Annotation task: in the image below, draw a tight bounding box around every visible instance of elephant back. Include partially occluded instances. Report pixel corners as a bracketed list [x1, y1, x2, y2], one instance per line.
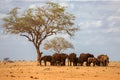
[97, 54, 109, 62]
[79, 53, 94, 61]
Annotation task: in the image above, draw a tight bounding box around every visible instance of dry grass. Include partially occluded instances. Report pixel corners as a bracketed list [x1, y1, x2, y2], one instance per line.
[0, 61, 120, 80]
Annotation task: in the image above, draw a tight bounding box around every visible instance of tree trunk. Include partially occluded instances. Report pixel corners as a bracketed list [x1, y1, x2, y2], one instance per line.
[36, 46, 42, 65]
[37, 49, 41, 61]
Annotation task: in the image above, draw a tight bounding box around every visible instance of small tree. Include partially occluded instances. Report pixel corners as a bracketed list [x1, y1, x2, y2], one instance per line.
[2, 2, 78, 62]
[43, 37, 74, 53]
[3, 57, 10, 61]
[3, 57, 13, 63]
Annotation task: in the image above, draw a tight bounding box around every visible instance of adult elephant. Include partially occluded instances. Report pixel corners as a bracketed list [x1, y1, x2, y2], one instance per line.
[52, 53, 61, 66]
[40, 55, 52, 66]
[60, 53, 68, 66]
[52, 53, 68, 66]
[68, 53, 78, 66]
[78, 53, 94, 66]
[87, 57, 98, 66]
[97, 54, 109, 66]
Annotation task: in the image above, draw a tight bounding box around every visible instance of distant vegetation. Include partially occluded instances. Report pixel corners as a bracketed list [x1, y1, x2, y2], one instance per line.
[3, 57, 14, 63]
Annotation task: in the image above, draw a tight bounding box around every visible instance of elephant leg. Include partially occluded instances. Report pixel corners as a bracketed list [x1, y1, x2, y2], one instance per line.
[74, 62, 77, 66]
[57, 61, 61, 66]
[88, 62, 90, 66]
[93, 62, 95, 66]
[103, 62, 105, 66]
[63, 60, 65, 66]
[98, 61, 101, 66]
[98, 62, 100, 66]
[61, 61, 64, 66]
[104, 61, 107, 66]
[106, 62, 108, 66]
[102, 62, 104, 66]
[70, 61, 72, 66]
[78, 62, 80, 66]
[45, 61, 46, 66]
[86, 62, 89, 66]
[81, 62, 83, 66]
[68, 60, 69, 66]
[80, 62, 83, 66]
[51, 60, 54, 66]
[73, 62, 76, 66]
[39, 59, 42, 65]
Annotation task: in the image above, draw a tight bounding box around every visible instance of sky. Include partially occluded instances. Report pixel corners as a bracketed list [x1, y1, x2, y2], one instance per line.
[0, 0, 120, 61]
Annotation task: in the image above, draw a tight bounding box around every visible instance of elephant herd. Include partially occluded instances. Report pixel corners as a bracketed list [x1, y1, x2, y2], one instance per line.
[39, 53, 109, 67]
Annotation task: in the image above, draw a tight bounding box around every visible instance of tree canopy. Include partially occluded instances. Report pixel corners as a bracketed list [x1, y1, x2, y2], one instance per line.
[2, 2, 78, 62]
[44, 37, 74, 53]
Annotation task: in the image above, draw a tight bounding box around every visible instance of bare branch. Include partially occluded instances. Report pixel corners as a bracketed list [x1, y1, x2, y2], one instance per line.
[20, 34, 33, 42]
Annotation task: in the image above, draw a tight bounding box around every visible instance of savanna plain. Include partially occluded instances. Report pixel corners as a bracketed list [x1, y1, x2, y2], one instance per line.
[0, 61, 120, 80]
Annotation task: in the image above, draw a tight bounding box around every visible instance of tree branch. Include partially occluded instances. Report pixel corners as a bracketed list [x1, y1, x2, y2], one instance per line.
[20, 34, 33, 42]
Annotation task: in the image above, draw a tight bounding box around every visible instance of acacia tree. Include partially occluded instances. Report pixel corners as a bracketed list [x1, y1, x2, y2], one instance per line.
[44, 37, 73, 53]
[2, 2, 78, 62]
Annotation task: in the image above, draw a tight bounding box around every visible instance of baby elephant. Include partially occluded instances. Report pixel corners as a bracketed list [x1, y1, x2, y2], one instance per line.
[87, 57, 98, 66]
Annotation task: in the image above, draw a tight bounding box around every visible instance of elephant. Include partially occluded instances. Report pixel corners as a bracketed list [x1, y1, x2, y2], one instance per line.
[78, 53, 94, 66]
[60, 53, 68, 66]
[51, 53, 68, 66]
[97, 54, 109, 66]
[68, 53, 78, 66]
[87, 57, 98, 66]
[40, 55, 52, 66]
[51, 53, 61, 66]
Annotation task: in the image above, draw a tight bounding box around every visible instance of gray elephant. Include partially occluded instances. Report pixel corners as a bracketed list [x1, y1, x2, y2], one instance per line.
[97, 54, 109, 66]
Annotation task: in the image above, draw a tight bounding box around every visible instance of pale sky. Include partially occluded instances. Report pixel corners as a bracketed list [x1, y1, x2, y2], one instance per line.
[0, 0, 120, 61]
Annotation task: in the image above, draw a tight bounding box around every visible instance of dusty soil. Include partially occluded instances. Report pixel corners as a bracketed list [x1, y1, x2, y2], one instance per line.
[0, 61, 120, 80]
